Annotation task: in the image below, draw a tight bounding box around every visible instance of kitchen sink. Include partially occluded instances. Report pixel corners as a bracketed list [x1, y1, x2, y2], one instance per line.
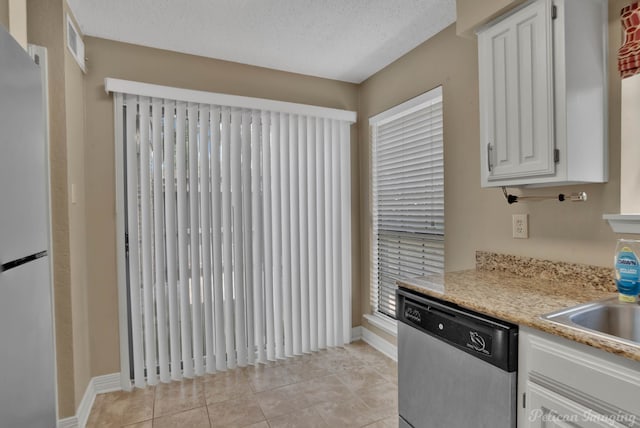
[542, 298, 640, 346]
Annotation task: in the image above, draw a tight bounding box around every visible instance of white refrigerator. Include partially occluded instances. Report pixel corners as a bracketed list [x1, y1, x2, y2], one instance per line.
[0, 25, 57, 427]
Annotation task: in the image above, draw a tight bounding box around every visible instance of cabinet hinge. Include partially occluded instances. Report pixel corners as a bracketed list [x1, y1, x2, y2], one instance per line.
[552, 5, 557, 19]
[522, 392, 526, 408]
[554, 149, 560, 163]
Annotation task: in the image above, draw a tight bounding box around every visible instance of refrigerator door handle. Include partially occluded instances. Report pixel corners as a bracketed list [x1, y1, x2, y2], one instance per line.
[1, 250, 47, 273]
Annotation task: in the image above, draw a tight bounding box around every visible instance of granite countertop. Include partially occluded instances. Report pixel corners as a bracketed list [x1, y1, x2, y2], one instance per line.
[397, 267, 640, 363]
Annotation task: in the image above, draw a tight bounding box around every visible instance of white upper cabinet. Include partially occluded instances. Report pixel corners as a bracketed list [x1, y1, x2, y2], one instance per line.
[478, 0, 607, 187]
[479, 0, 555, 183]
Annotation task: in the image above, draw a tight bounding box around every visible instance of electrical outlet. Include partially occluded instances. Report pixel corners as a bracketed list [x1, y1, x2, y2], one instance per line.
[512, 214, 528, 239]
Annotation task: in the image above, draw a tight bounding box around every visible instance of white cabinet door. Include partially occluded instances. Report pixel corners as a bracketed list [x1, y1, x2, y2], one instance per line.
[478, 0, 555, 185]
[526, 383, 627, 428]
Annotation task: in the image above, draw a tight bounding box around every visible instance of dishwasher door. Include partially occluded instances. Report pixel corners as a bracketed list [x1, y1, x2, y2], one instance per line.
[398, 321, 517, 428]
[397, 289, 518, 428]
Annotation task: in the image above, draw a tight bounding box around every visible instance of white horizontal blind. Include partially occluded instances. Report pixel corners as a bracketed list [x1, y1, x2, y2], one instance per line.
[370, 87, 444, 319]
[115, 91, 352, 386]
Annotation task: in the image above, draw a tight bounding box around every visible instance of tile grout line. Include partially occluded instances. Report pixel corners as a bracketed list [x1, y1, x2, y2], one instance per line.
[204, 399, 212, 428]
[254, 392, 269, 428]
[151, 385, 156, 424]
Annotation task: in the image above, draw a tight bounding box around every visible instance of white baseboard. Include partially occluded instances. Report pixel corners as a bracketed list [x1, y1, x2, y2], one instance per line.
[363, 313, 398, 336]
[57, 373, 121, 428]
[361, 326, 398, 361]
[350, 326, 363, 341]
[93, 373, 122, 394]
[75, 377, 95, 428]
[57, 417, 77, 428]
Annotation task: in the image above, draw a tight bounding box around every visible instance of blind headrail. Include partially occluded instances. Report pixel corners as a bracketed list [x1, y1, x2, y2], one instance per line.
[369, 85, 442, 126]
[105, 78, 357, 123]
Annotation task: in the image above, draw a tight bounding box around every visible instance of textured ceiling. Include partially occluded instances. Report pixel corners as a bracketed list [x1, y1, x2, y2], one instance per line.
[66, 0, 456, 83]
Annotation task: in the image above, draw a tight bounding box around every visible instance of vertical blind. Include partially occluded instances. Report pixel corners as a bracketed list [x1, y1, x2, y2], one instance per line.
[370, 87, 444, 319]
[112, 87, 353, 387]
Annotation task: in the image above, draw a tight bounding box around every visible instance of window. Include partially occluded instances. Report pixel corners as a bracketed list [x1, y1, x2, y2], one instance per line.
[370, 86, 444, 321]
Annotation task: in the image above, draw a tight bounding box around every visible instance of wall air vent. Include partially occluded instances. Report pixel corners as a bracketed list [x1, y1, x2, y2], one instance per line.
[66, 14, 86, 73]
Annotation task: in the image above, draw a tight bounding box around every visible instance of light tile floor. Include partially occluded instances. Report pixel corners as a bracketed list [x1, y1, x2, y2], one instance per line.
[86, 341, 398, 428]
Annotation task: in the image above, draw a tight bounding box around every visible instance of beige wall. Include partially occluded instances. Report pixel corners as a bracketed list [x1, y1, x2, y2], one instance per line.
[359, 2, 628, 336]
[63, 1, 91, 412]
[358, 24, 480, 344]
[1, 0, 28, 48]
[8, 0, 26, 48]
[27, 0, 91, 417]
[82, 37, 360, 377]
[0, 0, 8, 30]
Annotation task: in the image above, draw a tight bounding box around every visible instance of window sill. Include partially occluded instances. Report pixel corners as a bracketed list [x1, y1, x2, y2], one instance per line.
[364, 313, 398, 337]
[603, 214, 640, 234]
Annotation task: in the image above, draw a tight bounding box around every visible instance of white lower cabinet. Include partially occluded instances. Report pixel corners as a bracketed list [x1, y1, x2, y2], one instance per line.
[526, 382, 625, 428]
[518, 327, 640, 428]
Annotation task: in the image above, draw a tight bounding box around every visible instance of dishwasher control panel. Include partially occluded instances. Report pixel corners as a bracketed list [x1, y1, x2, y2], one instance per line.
[402, 300, 494, 357]
[397, 288, 518, 372]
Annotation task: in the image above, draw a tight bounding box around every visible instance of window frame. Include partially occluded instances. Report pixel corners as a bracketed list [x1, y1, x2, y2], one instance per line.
[368, 86, 445, 332]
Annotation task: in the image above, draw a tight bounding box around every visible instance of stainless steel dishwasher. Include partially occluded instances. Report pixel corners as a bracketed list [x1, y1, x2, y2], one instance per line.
[397, 288, 518, 428]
